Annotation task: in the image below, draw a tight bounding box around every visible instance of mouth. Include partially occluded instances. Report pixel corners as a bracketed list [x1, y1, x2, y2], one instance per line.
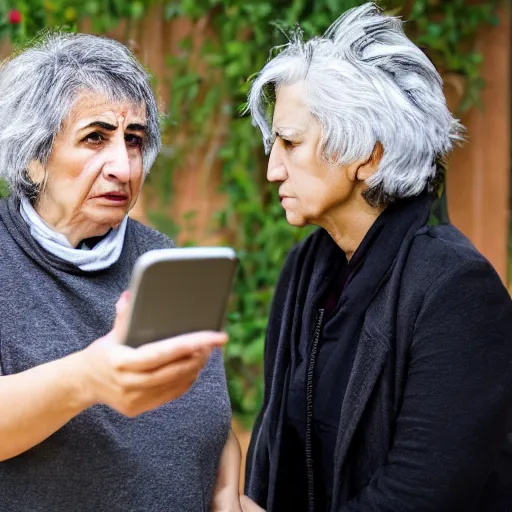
[94, 192, 129, 204]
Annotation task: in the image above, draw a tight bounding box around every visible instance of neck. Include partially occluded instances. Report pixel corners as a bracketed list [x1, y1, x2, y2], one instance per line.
[33, 198, 110, 248]
[318, 192, 385, 261]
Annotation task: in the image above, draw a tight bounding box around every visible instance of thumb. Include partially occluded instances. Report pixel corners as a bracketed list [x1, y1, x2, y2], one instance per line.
[112, 290, 131, 343]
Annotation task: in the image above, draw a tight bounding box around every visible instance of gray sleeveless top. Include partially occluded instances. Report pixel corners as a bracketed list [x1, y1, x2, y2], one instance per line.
[0, 196, 231, 511]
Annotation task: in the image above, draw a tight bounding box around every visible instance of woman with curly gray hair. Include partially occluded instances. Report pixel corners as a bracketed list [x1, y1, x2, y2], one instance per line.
[242, 4, 512, 511]
[0, 33, 242, 512]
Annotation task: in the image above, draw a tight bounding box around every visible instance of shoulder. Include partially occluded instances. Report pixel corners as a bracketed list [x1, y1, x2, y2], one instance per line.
[125, 218, 176, 254]
[404, 222, 506, 296]
[401, 223, 511, 339]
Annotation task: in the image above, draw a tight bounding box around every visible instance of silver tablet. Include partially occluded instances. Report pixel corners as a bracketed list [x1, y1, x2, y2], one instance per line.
[124, 247, 238, 348]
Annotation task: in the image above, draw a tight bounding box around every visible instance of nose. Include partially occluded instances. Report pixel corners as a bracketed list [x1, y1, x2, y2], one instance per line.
[102, 136, 131, 183]
[267, 140, 287, 183]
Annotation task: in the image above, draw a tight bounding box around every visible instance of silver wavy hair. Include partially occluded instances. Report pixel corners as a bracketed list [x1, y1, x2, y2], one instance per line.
[0, 32, 161, 199]
[248, 2, 464, 205]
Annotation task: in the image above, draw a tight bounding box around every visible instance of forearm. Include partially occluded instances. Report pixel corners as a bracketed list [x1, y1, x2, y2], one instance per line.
[0, 351, 92, 461]
[212, 428, 242, 510]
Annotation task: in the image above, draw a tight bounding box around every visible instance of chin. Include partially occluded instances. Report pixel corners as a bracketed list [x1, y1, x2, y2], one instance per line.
[285, 210, 308, 227]
[87, 207, 127, 230]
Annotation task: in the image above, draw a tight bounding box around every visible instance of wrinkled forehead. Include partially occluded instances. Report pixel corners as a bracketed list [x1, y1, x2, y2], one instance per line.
[64, 90, 147, 130]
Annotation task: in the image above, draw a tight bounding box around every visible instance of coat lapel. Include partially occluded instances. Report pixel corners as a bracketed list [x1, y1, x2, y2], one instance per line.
[331, 322, 391, 507]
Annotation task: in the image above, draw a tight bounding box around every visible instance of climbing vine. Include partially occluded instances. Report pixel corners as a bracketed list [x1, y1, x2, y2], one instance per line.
[0, 0, 502, 424]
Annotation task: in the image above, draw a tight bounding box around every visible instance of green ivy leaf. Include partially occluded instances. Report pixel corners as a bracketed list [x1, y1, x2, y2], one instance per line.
[130, 1, 145, 19]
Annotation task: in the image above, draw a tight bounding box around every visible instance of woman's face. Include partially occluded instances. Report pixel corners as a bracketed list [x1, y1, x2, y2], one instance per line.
[30, 91, 147, 245]
[268, 83, 369, 228]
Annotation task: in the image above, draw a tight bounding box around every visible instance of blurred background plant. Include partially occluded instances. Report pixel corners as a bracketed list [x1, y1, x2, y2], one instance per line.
[0, 0, 506, 425]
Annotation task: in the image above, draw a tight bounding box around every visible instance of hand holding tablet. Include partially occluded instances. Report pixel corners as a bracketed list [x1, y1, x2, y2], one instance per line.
[124, 247, 238, 348]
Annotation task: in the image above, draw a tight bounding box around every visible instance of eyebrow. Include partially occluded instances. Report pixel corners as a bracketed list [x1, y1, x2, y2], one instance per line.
[126, 123, 147, 132]
[79, 121, 147, 132]
[272, 127, 305, 138]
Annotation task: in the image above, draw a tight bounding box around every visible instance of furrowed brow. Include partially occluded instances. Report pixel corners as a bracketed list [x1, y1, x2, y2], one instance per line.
[126, 123, 147, 132]
[80, 121, 117, 132]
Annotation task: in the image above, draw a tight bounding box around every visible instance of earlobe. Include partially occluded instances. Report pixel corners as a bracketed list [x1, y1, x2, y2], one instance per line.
[27, 160, 46, 185]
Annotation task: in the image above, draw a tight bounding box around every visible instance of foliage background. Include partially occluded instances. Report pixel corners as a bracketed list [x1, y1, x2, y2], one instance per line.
[0, 0, 504, 425]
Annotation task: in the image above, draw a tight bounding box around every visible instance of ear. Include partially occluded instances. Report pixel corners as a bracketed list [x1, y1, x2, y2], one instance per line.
[356, 142, 384, 181]
[27, 160, 46, 185]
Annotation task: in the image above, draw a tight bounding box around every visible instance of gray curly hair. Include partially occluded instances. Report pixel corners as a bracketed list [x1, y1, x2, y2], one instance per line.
[0, 32, 161, 199]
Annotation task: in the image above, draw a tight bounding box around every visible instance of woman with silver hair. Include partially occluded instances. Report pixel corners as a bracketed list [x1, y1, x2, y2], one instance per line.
[242, 3, 512, 511]
[0, 33, 242, 511]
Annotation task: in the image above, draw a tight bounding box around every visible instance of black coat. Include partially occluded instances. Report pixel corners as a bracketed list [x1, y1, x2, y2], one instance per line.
[245, 194, 512, 511]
